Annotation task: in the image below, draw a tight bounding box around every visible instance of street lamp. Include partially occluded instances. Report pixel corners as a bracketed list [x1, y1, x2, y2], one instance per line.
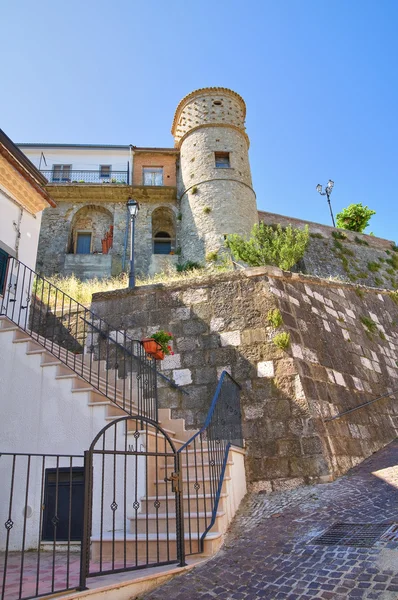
[316, 180, 335, 227]
[127, 198, 139, 288]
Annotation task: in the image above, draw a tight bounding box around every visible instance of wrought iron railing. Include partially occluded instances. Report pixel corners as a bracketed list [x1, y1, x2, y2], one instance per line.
[40, 170, 129, 185]
[0, 256, 158, 421]
[0, 452, 85, 600]
[178, 371, 243, 555]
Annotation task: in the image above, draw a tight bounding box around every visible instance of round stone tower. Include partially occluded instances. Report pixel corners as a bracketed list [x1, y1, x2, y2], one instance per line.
[172, 87, 258, 263]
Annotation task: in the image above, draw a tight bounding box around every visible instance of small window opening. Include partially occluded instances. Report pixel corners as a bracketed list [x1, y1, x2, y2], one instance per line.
[213, 101, 222, 106]
[215, 152, 230, 168]
[154, 232, 172, 255]
[100, 165, 111, 179]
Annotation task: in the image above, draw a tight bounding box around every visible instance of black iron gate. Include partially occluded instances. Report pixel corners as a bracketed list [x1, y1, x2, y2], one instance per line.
[79, 416, 186, 590]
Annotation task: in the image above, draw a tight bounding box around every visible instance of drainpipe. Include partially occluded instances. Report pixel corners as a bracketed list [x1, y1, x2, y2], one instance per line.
[129, 145, 134, 187]
[13, 207, 23, 260]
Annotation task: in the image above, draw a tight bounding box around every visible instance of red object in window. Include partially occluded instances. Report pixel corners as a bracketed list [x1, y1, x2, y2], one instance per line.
[141, 338, 165, 360]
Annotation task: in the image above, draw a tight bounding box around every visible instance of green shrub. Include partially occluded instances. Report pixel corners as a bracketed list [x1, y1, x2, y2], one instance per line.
[341, 247, 355, 257]
[191, 186, 198, 194]
[355, 287, 365, 298]
[267, 308, 283, 328]
[203, 206, 212, 214]
[391, 244, 398, 252]
[367, 261, 380, 272]
[176, 261, 203, 272]
[332, 230, 347, 240]
[333, 240, 343, 251]
[390, 291, 398, 305]
[206, 251, 218, 262]
[336, 203, 376, 232]
[273, 332, 290, 350]
[226, 223, 309, 271]
[360, 315, 378, 334]
[386, 254, 398, 269]
[310, 233, 324, 239]
[374, 277, 383, 286]
[354, 236, 369, 246]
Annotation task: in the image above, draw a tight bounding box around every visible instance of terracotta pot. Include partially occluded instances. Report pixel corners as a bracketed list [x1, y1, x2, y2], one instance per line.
[101, 239, 108, 254]
[141, 338, 164, 360]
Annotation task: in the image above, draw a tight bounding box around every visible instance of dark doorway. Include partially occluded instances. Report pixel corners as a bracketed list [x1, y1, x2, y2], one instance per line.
[42, 467, 84, 541]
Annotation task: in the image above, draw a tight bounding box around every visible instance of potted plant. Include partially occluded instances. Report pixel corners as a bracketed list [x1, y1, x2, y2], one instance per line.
[141, 330, 174, 360]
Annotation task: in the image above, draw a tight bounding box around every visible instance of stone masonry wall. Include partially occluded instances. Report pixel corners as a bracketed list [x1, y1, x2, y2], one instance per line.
[259, 210, 398, 290]
[37, 198, 178, 278]
[91, 268, 398, 492]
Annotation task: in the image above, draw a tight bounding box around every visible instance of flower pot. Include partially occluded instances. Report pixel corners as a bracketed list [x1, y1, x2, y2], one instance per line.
[141, 338, 164, 360]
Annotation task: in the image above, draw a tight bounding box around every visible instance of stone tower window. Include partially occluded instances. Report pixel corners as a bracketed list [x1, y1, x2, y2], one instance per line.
[215, 152, 230, 168]
[213, 100, 222, 106]
[152, 207, 176, 255]
[154, 232, 172, 255]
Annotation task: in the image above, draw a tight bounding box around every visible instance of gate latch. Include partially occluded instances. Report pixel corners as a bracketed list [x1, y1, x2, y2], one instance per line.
[166, 472, 180, 493]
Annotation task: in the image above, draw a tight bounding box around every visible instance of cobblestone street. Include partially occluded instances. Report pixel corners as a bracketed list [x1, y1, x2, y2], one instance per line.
[144, 440, 398, 600]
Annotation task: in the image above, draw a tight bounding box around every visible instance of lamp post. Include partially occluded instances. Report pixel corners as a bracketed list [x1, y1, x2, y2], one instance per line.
[316, 180, 335, 228]
[127, 198, 139, 288]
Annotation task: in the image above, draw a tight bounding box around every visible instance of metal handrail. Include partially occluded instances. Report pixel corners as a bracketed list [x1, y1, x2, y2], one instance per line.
[40, 169, 129, 184]
[1, 256, 158, 420]
[177, 371, 243, 555]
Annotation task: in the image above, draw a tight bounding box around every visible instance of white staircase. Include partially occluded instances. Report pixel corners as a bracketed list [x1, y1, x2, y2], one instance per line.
[0, 315, 246, 562]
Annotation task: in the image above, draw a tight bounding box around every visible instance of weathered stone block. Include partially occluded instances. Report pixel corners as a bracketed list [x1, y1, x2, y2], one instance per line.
[301, 436, 323, 456]
[220, 330, 241, 347]
[257, 360, 274, 378]
[172, 369, 192, 386]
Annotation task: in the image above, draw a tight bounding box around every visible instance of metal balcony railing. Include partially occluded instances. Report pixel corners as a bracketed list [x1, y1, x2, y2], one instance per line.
[40, 170, 129, 184]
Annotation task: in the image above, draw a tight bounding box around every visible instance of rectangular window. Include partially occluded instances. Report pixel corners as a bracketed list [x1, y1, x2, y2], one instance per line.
[52, 164, 71, 182]
[0, 248, 9, 295]
[215, 152, 230, 168]
[143, 167, 163, 186]
[76, 233, 92, 254]
[42, 467, 84, 541]
[100, 165, 111, 178]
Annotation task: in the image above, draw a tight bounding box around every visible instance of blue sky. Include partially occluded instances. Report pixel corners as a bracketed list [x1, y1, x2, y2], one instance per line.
[2, 0, 397, 240]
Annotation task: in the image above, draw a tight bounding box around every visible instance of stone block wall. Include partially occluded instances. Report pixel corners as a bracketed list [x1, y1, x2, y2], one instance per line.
[91, 268, 398, 491]
[259, 210, 398, 290]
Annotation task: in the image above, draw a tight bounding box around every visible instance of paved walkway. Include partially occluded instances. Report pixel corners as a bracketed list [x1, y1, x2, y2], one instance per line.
[144, 440, 398, 600]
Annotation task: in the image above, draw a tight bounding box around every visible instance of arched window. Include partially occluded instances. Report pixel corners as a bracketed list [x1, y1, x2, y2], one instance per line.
[151, 207, 176, 255]
[69, 205, 113, 254]
[154, 231, 172, 255]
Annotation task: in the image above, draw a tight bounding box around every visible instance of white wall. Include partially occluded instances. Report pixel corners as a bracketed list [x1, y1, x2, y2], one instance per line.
[0, 330, 146, 550]
[0, 188, 42, 269]
[20, 147, 130, 174]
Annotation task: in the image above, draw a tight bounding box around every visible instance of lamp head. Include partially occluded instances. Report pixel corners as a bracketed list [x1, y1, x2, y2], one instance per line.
[127, 198, 139, 218]
[316, 184, 322, 194]
[327, 180, 334, 190]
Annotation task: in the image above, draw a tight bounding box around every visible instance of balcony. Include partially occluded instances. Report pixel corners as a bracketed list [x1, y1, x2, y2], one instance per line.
[41, 170, 129, 185]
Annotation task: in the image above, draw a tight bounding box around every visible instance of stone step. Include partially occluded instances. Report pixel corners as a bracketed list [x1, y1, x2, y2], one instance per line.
[140, 493, 228, 514]
[129, 510, 227, 535]
[90, 530, 223, 562]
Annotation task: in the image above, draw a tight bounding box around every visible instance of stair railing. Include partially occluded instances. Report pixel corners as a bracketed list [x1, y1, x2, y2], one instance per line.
[0, 256, 159, 421]
[177, 371, 243, 555]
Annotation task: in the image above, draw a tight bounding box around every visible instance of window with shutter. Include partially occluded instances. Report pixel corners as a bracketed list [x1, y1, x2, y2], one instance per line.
[0, 249, 9, 295]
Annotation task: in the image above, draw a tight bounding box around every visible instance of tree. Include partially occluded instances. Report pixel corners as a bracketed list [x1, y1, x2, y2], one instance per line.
[335, 203, 376, 233]
[225, 223, 309, 271]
